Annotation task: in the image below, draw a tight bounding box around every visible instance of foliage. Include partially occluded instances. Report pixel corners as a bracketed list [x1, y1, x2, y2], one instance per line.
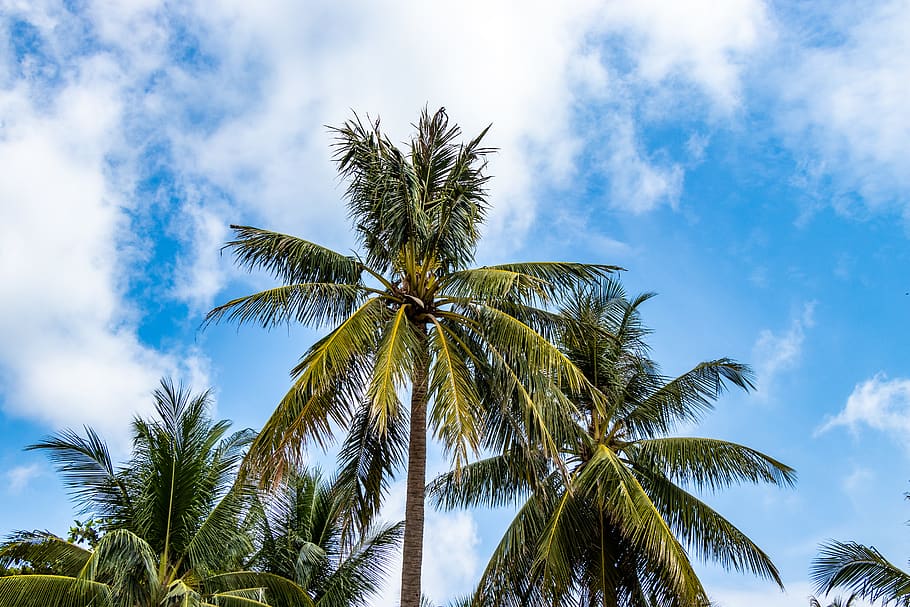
[206, 107, 619, 607]
[812, 540, 910, 606]
[809, 593, 858, 607]
[430, 279, 796, 607]
[246, 466, 402, 607]
[0, 379, 313, 607]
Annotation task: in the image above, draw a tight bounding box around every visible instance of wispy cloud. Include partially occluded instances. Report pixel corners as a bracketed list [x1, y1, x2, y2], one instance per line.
[777, 0, 910, 215]
[6, 464, 42, 494]
[819, 374, 910, 442]
[752, 302, 816, 398]
[375, 479, 481, 607]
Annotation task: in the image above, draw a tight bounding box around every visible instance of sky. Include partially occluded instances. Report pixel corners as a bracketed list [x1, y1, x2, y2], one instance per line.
[0, 0, 909, 605]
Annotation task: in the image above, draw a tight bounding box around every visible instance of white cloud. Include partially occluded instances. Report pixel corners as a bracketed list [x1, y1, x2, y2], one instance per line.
[5, 464, 42, 494]
[374, 476, 481, 606]
[597, 0, 773, 112]
[165, 0, 775, 255]
[598, 116, 684, 212]
[752, 302, 816, 397]
[819, 374, 910, 441]
[0, 8, 208, 442]
[779, 0, 910, 213]
[709, 581, 847, 607]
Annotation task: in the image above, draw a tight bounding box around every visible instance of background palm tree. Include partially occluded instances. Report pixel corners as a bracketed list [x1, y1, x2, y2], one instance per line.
[809, 593, 859, 606]
[206, 107, 618, 607]
[247, 466, 402, 607]
[0, 379, 312, 607]
[812, 540, 910, 606]
[430, 279, 796, 607]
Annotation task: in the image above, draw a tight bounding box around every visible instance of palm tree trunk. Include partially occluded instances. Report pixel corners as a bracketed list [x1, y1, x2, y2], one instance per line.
[400, 327, 429, 607]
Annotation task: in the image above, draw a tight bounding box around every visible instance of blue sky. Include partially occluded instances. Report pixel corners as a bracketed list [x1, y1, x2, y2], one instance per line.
[1, 1, 909, 604]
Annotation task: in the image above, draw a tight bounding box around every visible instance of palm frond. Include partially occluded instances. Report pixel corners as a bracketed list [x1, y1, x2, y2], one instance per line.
[427, 451, 549, 511]
[366, 305, 423, 431]
[26, 428, 131, 523]
[222, 225, 362, 285]
[624, 359, 755, 436]
[0, 531, 90, 577]
[203, 571, 315, 607]
[635, 466, 784, 587]
[204, 283, 368, 330]
[316, 522, 404, 607]
[427, 320, 483, 468]
[0, 574, 113, 607]
[628, 437, 796, 491]
[575, 445, 708, 606]
[334, 401, 408, 541]
[811, 541, 910, 605]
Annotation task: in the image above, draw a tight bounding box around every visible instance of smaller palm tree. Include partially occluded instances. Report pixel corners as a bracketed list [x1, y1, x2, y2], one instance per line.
[247, 466, 402, 607]
[809, 593, 858, 607]
[0, 379, 313, 607]
[431, 279, 796, 606]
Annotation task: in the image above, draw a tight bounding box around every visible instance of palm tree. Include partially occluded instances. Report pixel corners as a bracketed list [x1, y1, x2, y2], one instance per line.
[0, 379, 313, 607]
[812, 540, 910, 606]
[430, 279, 796, 607]
[808, 593, 859, 606]
[247, 466, 402, 607]
[205, 107, 619, 607]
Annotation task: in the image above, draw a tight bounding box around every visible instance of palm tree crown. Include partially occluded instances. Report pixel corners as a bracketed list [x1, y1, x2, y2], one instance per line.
[206, 107, 619, 607]
[247, 466, 403, 607]
[431, 279, 796, 607]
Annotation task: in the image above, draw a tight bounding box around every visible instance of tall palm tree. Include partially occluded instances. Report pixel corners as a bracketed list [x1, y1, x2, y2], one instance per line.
[0, 379, 313, 607]
[247, 466, 402, 607]
[205, 107, 619, 607]
[430, 279, 796, 607]
[812, 540, 910, 606]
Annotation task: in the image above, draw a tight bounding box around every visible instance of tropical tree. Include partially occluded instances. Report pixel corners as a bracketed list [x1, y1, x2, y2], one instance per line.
[808, 593, 859, 607]
[205, 107, 618, 607]
[812, 540, 910, 606]
[247, 466, 402, 607]
[430, 279, 796, 607]
[0, 379, 313, 607]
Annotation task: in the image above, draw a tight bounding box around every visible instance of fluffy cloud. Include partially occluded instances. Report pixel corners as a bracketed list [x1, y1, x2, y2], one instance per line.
[374, 479, 481, 607]
[752, 302, 816, 397]
[820, 374, 910, 439]
[709, 581, 832, 607]
[779, 0, 910, 213]
[0, 8, 208, 441]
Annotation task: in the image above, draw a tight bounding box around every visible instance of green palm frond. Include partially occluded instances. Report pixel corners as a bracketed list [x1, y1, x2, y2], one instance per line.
[316, 522, 403, 607]
[185, 482, 255, 575]
[75, 529, 157, 607]
[0, 574, 113, 607]
[223, 225, 362, 286]
[623, 359, 755, 436]
[636, 466, 784, 587]
[573, 445, 707, 605]
[427, 452, 548, 511]
[334, 401, 408, 539]
[367, 305, 423, 431]
[27, 428, 132, 524]
[427, 320, 483, 468]
[628, 437, 796, 490]
[812, 541, 910, 605]
[205, 283, 368, 330]
[473, 262, 621, 303]
[0, 531, 91, 577]
[202, 572, 315, 607]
